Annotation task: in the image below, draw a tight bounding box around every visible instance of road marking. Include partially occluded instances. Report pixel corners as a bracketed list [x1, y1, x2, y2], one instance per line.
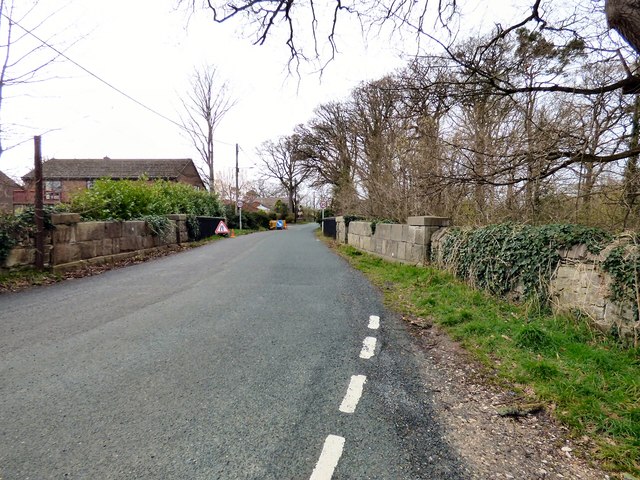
[310, 435, 345, 480]
[339, 375, 367, 413]
[368, 315, 380, 330]
[359, 336, 377, 359]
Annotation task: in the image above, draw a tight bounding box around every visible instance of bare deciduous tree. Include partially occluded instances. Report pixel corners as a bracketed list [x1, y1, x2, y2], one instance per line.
[258, 135, 310, 221]
[0, 0, 68, 158]
[180, 66, 236, 192]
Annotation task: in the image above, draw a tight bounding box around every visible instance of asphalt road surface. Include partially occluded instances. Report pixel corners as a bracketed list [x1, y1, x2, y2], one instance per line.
[0, 224, 466, 479]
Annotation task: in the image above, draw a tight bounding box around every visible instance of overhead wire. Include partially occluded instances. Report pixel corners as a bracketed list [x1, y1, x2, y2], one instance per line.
[1, 12, 237, 147]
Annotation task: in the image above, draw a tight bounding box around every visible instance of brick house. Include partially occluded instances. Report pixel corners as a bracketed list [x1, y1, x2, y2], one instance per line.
[16, 158, 205, 208]
[0, 170, 19, 213]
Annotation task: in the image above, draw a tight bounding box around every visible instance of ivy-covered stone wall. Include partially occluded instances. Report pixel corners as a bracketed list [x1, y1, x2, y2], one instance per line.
[430, 225, 639, 343]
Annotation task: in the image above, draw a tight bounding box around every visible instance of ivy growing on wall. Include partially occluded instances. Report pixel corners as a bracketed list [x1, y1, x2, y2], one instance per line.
[436, 223, 612, 303]
[0, 207, 56, 266]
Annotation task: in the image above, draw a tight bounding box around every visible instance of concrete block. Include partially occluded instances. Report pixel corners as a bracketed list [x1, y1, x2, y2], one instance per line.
[384, 240, 398, 259]
[408, 226, 426, 245]
[391, 224, 404, 242]
[397, 242, 407, 261]
[407, 216, 451, 227]
[375, 223, 392, 240]
[51, 213, 81, 225]
[408, 244, 426, 265]
[362, 236, 372, 252]
[350, 221, 371, 236]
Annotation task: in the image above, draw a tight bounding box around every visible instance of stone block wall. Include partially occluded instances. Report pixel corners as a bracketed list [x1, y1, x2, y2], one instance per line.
[4, 213, 189, 270]
[431, 228, 639, 341]
[339, 216, 450, 265]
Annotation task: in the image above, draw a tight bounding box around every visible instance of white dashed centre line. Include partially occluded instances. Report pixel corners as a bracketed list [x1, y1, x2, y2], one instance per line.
[368, 315, 380, 330]
[310, 435, 346, 480]
[339, 375, 367, 413]
[359, 336, 377, 359]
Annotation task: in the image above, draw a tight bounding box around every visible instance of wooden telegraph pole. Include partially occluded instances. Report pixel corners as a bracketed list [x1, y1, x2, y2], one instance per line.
[34, 135, 44, 269]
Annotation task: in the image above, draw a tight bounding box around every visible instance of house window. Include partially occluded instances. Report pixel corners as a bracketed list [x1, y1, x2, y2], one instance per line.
[45, 180, 62, 192]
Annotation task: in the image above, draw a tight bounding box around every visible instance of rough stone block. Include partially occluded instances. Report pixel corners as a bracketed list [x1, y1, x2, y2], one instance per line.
[79, 241, 99, 260]
[51, 213, 81, 225]
[102, 238, 114, 255]
[167, 214, 187, 221]
[123, 221, 147, 237]
[407, 216, 451, 227]
[103, 222, 123, 239]
[76, 222, 105, 242]
[120, 236, 143, 252]
[52, 243, 81, 265]
[53, 225, 74, 244]
[4, 247, 35, 267]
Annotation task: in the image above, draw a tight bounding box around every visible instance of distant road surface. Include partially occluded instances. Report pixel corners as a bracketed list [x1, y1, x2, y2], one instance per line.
[0, 224, 466, 479]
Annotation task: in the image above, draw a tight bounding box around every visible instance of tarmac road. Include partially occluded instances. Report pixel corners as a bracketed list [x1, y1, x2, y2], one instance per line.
[0, 223, 466, 479]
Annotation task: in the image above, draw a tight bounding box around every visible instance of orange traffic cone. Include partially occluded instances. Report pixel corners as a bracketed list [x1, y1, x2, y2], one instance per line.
[230, 229, 235, 238]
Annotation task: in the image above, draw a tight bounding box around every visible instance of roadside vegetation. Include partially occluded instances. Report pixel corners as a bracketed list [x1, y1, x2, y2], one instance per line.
[337, 244, 640, 476]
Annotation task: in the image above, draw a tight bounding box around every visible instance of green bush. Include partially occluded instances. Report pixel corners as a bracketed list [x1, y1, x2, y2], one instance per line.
[223, 204, 272, 229]
[68, 178, 223, 220]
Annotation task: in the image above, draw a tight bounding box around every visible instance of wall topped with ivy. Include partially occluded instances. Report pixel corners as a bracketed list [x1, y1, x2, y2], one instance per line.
[430, 223, 639, 344]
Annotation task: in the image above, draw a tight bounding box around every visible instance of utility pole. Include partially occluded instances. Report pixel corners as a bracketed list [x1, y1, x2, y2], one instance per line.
[235, 143, 239, 215]
[34, 136, 44, 269]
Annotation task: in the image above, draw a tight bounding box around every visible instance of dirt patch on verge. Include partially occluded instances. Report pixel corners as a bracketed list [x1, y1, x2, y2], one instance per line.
[406, 316, 615, 480]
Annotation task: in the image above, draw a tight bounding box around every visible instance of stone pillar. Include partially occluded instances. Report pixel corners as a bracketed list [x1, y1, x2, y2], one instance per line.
[335, 216, 347, 244]
[167, 214, 188, 244]
[406, 216, 450, 264]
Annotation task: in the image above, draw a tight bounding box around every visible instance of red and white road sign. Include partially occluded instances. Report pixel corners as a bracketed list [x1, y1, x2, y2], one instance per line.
[215, 220, 230, 235]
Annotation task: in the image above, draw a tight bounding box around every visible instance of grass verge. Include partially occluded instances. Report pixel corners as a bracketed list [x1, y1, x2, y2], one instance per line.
[336, 244, 640, 476]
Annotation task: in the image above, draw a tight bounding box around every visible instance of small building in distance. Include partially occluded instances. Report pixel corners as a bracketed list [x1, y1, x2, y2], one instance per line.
[15, 157, 205, 209]
[0, 170, 19, 213]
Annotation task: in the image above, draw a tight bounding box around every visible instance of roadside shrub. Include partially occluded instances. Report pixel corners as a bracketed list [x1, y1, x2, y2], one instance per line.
[223, 204, 272, 230]
[68, 178, 223, 220]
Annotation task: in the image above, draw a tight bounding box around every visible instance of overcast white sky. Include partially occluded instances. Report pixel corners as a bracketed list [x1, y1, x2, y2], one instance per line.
[0, 0, 537, 186]
[0, 0, 416, 182]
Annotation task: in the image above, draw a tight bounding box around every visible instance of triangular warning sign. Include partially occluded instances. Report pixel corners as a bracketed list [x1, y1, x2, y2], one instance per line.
[215, 220, 230, 235]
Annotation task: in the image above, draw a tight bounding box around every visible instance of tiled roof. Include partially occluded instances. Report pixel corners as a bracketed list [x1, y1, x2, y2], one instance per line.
[22, 158, 195, 180]
[0, 170, 19, 187]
